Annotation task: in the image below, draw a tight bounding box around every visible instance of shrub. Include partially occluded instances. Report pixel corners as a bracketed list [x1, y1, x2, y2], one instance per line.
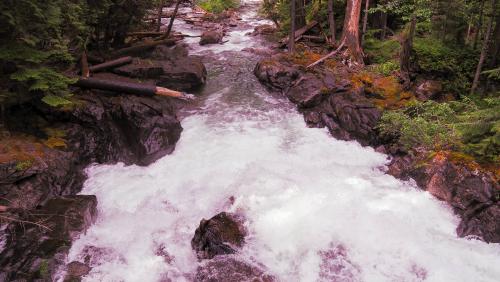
[378, 98, 500, 165]
[198, 0, 239, 14]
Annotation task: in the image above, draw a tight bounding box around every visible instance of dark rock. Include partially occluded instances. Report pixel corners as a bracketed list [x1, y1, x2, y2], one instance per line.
[199, 30, 223, 45]
[254, 58, 300, 91]
[388, 152, 500, 243]
[415, 80, 443, 101]
[64, 261, 91, 282]
[0, 196, 97, 281]
[318, 245, 360, 282]
[195, 255, 275, 282]
[192, 212, 246, 259]
[113, 56, 207, 91]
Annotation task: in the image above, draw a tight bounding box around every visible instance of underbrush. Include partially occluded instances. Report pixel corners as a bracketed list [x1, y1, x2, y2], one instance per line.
[378, 97, 500, 170]
[198, 0, 239, 14]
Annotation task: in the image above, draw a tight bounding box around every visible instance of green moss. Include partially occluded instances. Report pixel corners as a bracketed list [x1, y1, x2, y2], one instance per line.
[364, 38, 400, 64]
[15, 159, 33, 171]
[39, 259, 49, 278]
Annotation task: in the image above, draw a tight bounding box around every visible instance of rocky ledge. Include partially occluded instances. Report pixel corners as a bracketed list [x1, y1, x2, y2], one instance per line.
[0, 43, 206, 279]
[254, 54, 499, 243]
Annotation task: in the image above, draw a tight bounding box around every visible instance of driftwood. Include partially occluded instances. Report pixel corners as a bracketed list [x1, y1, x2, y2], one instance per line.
[89, 57, 133, 73]
[302, 35, 326, 43]
[280, 20, 318, 47]
[75, 77, 193, 100]
[128, 31, 165, 38]
[306, 41, 345, 68]
[109, 39, 175, 58]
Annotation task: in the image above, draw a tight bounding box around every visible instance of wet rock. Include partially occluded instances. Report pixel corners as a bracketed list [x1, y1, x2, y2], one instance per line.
[415, 80, 443, 100]
[64, 261, 91, 282]
[195, 255, 275, 282]
[0, 195, 97, 281]
[318, 245, 360, 282]
[249, 24, 277, 36]
[200, 30, 223, 45]
[388, 152, 500, 243]
[113, 56, 207, 91]
[192, 212, 246, 259]
[254, 58, 300, 91]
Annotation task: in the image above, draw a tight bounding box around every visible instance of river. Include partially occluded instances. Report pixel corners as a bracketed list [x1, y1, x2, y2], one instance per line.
[67, 1, 500, 281]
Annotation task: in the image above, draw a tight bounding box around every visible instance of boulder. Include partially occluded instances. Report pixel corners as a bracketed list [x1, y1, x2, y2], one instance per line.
[415, 80, 443, 101]
[254, 58, 300, 91]
[192, 212, 246, 259]
[199, 30, 223, 45]
[195, 255, 275, 282]
[249, 24, 277, 36]
[0, 196, 97, 281]
[64, 261, 91, 282]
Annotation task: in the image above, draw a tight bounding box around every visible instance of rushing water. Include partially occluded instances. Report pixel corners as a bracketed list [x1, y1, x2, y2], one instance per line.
[67, 1, 500, 281]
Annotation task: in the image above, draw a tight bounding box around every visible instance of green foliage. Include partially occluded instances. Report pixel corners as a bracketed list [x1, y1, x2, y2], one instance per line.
[378, 98, 500, 164]
[41, 95, 73, 107]
[364, 37, 400, 64]
[198, 0, 239, 14]
[483, 67, 500, 81]
[413, 37, 477, 93]
[370, 61, 400, 76]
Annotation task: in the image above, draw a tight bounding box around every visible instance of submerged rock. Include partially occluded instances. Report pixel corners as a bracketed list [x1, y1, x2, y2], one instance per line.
[192, 212, 246, 259]
[249, 24, 277, 36]
[195, 255, 275, 282]
[0, 195, 97, 281]
[199, 30, 223, 45]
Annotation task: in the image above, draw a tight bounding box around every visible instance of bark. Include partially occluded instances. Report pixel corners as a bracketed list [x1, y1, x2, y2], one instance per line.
[327, 0, 336, 43]
[109, 39, 175, 58]
[74, 77, 189, 99]
[400, 16, 417, 89]
[296, 0, 306, 29]
[340, 0, 364, 64]
[488, 11, 500, 67]
[380, 12, 387, 40]
[361, 0, 370, 45]
[166, 0, 183, 38]
[471, 0, 497, 95]
[81, 51, 90, 78]
[289, 0, 297, 53]
[157, 0, 165, 32]
[473, 0, 486, 50]
[88, 57, 133, 73]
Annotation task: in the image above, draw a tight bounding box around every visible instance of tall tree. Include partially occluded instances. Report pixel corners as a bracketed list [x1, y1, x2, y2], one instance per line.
[341, 0, 364, 63]
[166, 0, 183, 38]
[327, 0, 336, 43]
[473, 0, 486, 50]
[471, 0, 497, 94]
[361, 0, 370, 45]
[289, 0, 297, 53]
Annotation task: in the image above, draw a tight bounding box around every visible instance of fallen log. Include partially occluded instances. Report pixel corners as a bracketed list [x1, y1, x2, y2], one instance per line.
[89, 56, 133, 73]
[302, 35, 326, 43]
[128, 31, 165, 38]
[109, 39, 175, 58]
[306, 41, 345, 69]
[74, 77, 194, 100]
[279, 20, 318, 47]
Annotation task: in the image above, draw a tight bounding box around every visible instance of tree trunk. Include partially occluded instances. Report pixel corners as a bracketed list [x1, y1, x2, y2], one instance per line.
[81, 51, 90, 78]
[400, 16, 417, 89]
[89, 57, 133, 73]
[74, 77, 188, 99]
[488, 10, 500, 67]
[327, 0, 336, 43]
[109, 39, 175, 58]
[340, 0, 364, 64]
[289, 0, 297, 53]
[361, 0, 370, 45]
[166, 0, 183, 38]
[156, 0, 165, 32]
[471, 0, 497, 95]
[380, 11, 387, 39]
[473, 0, 486, 50]
[296, 0, 306, 29]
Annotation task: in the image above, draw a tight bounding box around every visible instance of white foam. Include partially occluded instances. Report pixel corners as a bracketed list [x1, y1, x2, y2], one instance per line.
[68, 94, 500, 281]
